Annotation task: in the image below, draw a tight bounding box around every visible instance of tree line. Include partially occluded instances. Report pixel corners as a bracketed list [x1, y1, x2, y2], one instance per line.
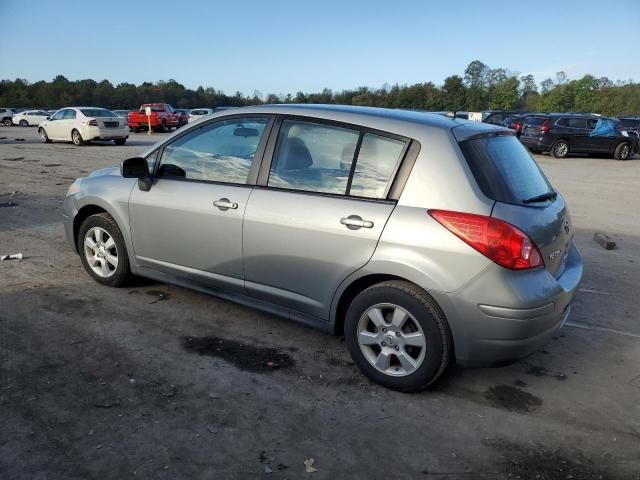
[1, 60, 638, 115]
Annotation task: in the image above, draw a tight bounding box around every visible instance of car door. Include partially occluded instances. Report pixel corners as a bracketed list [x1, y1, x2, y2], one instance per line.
[46, 109, 67, 138]
[243, 117, 409, 320]
[566, 117, 590, 152]
[128, 115, 272, 293]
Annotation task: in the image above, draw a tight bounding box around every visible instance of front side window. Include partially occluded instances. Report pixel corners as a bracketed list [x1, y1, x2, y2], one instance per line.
[51, 110, 66, 120]
[349, 134, 405, 199]
[62, 109, 76, 120]
[268, 120, 359, 195]
[157, 117, 268, 183]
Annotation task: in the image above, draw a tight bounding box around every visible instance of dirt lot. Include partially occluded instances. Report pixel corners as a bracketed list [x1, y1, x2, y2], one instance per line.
[1, 126, 639, 480]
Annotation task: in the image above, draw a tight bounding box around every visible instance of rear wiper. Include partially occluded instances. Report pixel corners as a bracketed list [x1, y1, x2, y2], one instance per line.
[523, 191, 557, 204]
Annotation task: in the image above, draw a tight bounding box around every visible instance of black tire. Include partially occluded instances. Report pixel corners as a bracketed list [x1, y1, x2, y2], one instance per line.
[71, 129, 85, 146]
[613, 142, 631, 161]
[77, 213, 131, 287]
[550, 139, 569, 158]
[133, 127, 141, 133]
[38, 128, 51, 143]
[2, 118, 11, 126]
[344, 280, 452, 392]
[114, 138, 126, 146]
[19, 119, 28, 127]
[160, 120, 167, 133]
[529, 148, 542, 154]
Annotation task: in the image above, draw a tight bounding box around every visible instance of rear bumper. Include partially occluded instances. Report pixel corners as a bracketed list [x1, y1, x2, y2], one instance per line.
[520, 135, 553, 150]
[84, 126, 128, 140]
[434, 243, 583, 367]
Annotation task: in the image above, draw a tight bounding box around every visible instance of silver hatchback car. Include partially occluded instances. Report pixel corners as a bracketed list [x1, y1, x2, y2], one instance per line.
[63, 105, 583, 392]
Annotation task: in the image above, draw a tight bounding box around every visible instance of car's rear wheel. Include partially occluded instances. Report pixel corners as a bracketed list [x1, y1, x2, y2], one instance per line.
[77, 213, 131, 287]
[19, 119, 28, 127]
[161, 120, 167, 133]
[344, 280, 452, 392]
[114, 138, 126, 146]
[2, 118, 11, 126]
[71, 129, 85, 146]
[551, 139, 569, 158]
[614, 142, 631, 161]
[38, 128, 51, 143]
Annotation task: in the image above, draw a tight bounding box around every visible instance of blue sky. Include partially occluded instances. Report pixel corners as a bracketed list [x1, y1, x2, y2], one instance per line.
[1, 0, 638, 96]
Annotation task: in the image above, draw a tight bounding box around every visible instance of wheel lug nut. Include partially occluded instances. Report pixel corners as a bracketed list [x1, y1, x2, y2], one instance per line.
[394, 346, 399, 351]
[395, 331, 401, 337]
[381, 342, 386, 347]
[382, 328, 387, 333]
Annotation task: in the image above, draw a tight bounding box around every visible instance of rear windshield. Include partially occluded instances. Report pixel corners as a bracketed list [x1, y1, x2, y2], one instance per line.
[459, 135, 554, 206]
[524, 117, 547, 126]
[81, 108, 116, 118]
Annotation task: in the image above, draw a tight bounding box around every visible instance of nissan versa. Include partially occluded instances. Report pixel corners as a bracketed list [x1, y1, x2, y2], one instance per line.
[62, 105, 583, 392]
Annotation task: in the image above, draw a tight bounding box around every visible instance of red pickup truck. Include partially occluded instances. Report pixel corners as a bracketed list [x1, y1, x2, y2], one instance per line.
[128, 103, 180, 133]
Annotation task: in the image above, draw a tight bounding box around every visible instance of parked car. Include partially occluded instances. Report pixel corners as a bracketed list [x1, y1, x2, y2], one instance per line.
[500, 114, 525, 137]
[11, 109, 50, 126]
[173, 108, 190, 127]
[38, 107, 129, 146]
[47, 109, 59, 116]
[188, 108, 214, 122]
[112, 110, 132, 119]
[62, 105, 582, 392]
[1, 108, 18, 126]
[127, 103, 180, 133]
[520, 114, 639, 160]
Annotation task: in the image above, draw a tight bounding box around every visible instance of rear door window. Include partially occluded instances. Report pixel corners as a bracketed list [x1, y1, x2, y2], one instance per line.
[568, 118, 587, 129]
[268, 120, 359, 195]
[459, 135, 554, 206]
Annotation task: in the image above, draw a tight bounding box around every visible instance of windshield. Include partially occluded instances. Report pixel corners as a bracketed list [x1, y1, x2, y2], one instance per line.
[81, 108, 116, 118]
[459, 135, 554, 206]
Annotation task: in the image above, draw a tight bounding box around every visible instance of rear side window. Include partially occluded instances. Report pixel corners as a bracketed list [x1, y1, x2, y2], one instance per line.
[568, 118, 587, 129]
[349, 134, 405, 199]
[80, 109, 116, 118]
[459, 135, 554, 206]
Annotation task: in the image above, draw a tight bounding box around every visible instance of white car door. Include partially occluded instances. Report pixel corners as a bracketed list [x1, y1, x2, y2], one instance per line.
[46, 109, 67, 139]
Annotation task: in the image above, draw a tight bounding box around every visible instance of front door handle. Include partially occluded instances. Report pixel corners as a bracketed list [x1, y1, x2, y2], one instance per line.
[213, 198, 238, 211]
[340, 215, 374, 230]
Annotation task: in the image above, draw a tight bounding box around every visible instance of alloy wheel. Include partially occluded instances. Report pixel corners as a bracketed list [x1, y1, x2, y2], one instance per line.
[84, 227, 118, 278]
[554, 142, 568, 157]
[357, 303, 427, 377]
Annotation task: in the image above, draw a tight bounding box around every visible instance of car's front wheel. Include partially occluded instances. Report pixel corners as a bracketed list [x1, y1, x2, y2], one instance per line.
[345, 280, 452, 392]
[551, 139, 569, 158]
[38, 128, 51, 143]
[78, 213, 131, 287]
[614, 142, 631, 161]
[19, 119, 28, 127]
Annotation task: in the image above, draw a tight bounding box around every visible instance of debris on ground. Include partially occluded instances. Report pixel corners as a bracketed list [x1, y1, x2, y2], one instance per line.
[0, 253, 22, 261]
[593, 231, 616, 250]
[303, 458, 318, 473]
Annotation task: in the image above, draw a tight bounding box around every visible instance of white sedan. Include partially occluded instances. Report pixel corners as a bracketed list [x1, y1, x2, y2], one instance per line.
[188, 108, 214, 122]
[12, 110, 50, 126]
[38, 107, 129, 146]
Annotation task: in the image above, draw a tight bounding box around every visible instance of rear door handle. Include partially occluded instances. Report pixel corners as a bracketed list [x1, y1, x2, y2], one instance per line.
[213, 198, 238, 211]
[340, 215, 374, 230]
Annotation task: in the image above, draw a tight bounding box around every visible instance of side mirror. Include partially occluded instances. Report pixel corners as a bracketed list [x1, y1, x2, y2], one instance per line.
[121, 157, 152, 191]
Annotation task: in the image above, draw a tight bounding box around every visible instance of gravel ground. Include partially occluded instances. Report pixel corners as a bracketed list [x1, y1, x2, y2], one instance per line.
[1, 126, 639, 479]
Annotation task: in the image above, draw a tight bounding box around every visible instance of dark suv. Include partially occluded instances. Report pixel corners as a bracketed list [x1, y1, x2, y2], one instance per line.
[520, 114, 639, 160]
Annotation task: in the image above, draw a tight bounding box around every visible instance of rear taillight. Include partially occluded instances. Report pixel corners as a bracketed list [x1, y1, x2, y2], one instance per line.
[514, 122, 522, 132]
[540, 119, 550, 133]
[88, 119, 98, 126]
[428, 210, 543, 270]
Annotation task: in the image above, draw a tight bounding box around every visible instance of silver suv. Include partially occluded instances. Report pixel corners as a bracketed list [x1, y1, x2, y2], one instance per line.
[63, 105, 583, 392]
